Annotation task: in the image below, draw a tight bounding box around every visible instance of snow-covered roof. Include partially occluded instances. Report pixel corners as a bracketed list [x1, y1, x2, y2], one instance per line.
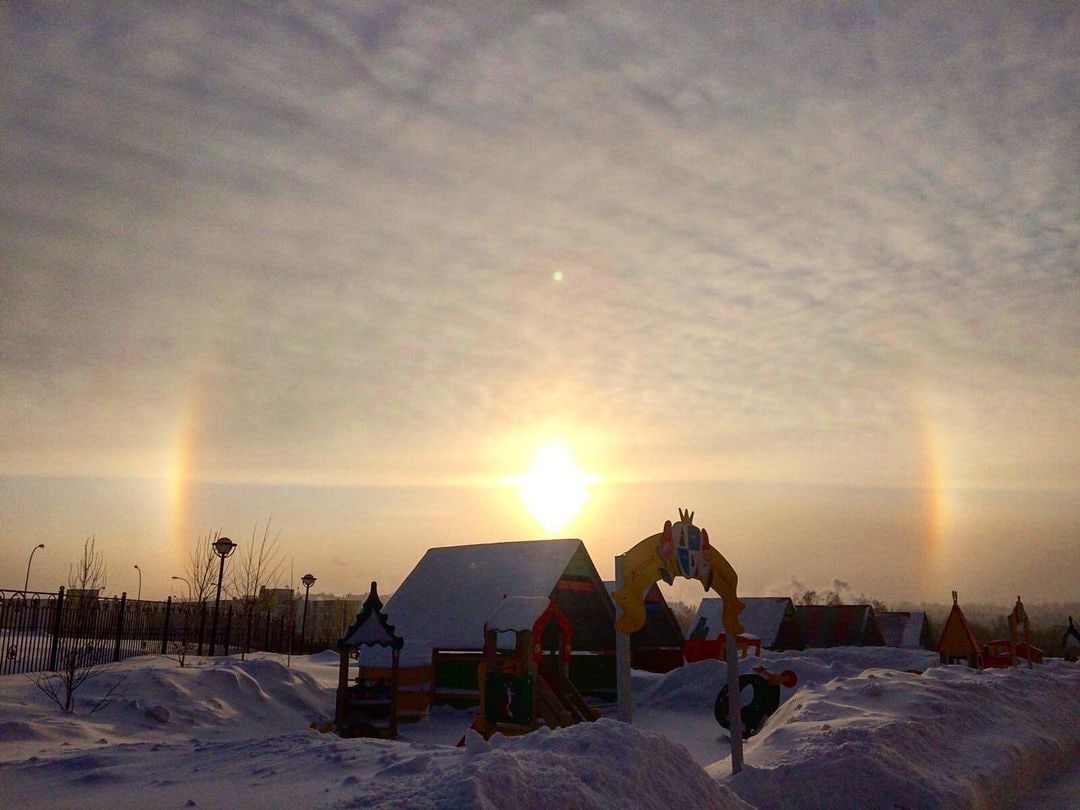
[384, 539, 587, 656]
[878, 611, 929, 648]
[486, 596, 552, 633]
[690, 597, 793, 648]
[339, 581, 403, 651]
[341, 612, 399, 648]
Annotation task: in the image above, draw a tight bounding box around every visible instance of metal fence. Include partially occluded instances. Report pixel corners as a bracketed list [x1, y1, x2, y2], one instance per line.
[1, 587, 337, 676]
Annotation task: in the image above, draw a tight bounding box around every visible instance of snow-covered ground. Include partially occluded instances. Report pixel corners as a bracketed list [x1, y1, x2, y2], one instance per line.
[1, 649, 1077, 809]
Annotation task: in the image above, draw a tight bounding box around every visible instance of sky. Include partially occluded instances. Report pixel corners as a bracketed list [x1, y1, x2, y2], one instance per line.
[1, 1, 1077, 606]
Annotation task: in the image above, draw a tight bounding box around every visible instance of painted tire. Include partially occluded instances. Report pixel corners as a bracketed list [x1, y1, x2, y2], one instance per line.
[714, 673, 780, 738]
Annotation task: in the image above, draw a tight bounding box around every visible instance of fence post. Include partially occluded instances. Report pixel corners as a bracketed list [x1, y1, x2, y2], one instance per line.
[113, 593, 127, 662]
[264, 610, 271, 652]
[197, 601, 206, 656]
[223, 604, 233, 657]
[242, 609, 252, 661]
[48, 586, 65, 671]
[161, 596, 172, 655]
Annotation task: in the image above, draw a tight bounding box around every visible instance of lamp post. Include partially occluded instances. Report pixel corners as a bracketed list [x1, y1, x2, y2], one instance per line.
[23, 544, 45, 593]
[208, 536, 236, 656]
[171, 575, 192, 601]
[299, 573, 317, 653]
[134, 564, 142, 602]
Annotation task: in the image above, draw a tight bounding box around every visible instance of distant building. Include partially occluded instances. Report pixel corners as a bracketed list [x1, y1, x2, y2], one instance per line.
[258, 587, 295, 611]
[302, 598, 362, 647]
[689, 596, 806, 651]
[797, 604, 885, 647]
[878, 611, 933, 649]
[604, 582, 686, 672]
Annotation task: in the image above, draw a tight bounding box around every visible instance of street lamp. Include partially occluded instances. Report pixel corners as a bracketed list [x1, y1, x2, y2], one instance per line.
[299, 573, 317, 653]
[24, 544, 45, 593]
[134, 564, 142, 602]
[171, 575, 192, 600]
[208, 536, 236, 656]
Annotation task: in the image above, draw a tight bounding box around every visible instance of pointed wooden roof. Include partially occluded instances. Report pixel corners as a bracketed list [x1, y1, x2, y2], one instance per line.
[936, 591, 982, 656]
[340, 581, 403, 650]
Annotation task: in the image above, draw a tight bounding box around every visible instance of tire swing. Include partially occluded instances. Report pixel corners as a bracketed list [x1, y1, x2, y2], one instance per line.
[714, 667, 797, 739]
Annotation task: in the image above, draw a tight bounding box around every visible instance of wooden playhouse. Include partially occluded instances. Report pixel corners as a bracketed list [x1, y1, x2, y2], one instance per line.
[384, 539, 618, 702]
[936, 591, 983, 668]
[335, 582, 434, 738]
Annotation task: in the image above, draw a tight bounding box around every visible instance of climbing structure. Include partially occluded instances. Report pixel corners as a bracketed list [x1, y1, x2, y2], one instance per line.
[464, 595, 598, 741]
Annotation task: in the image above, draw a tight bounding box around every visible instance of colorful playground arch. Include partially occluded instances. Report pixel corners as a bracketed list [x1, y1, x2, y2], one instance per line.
[611, 509, 747, 773]
[610, 509, 744, 637]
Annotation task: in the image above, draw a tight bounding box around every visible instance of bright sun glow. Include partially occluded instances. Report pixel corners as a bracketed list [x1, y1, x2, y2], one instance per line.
[516, 441, 593, 534]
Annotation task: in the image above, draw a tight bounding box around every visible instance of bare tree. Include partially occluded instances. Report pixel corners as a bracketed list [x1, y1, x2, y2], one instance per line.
[796, 589, 819, 606]
[68, 534, 107, 595]
[165, 599, 201, 668]
[228, 517, 285, 656]
[185, 530, 221, 604]
[667, 600, 698, 636]
[33, 536, 125, 712]
[163, 531, 223, 667]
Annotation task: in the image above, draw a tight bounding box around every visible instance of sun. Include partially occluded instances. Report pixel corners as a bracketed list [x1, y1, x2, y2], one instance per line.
[516, 441, 593, 534]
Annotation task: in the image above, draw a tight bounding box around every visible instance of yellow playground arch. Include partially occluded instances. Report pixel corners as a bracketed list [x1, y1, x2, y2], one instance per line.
[610, 509, 747, 772]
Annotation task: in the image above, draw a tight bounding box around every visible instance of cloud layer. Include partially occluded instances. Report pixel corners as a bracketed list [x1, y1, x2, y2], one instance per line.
[2, 1, 1077, 490]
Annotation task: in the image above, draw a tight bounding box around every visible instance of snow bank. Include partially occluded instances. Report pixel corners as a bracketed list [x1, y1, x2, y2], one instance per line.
[711, 661, 1080, 809]
[2, 648, 1077, 808]
[341, 720, 750, 809]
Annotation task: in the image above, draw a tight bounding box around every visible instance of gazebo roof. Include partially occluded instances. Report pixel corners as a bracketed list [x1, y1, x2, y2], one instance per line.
[936, 591, 982, 656]
[340, 581, 403, 651]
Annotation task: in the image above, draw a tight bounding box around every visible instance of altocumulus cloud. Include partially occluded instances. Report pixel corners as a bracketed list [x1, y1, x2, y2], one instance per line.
[1, 1, 1077, 488]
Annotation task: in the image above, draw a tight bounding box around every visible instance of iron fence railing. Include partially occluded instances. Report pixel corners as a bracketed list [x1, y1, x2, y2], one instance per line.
[0, 587, 337, 676]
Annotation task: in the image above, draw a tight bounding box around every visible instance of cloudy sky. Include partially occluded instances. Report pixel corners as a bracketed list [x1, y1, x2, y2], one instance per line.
[2, 1, 1077, 605]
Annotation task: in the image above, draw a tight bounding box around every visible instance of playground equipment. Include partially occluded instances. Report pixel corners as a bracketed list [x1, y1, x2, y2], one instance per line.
[986, 596, 1042, 668]
[335, 582, 405, 738]
[984, 640, 1043, 667]
[463, 595, 598, 741]
[684, 631, 762, 662]
[611, 509, 747, 773]
[936, 591, 984, 668]
[714, 666, 797, 739]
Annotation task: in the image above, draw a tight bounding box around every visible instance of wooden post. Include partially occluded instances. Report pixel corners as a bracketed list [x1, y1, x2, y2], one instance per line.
[335, 645, 350, 730]
[614, 554, 633, 723]
[725, 627, 744, 774]
[113, 593, 127, 662]
[161, 596, 172, 655]
[48, 587, 65, 672]
[196, 601, 206, 657]
[389, 647, 400, 739]
[223, 604, 232, 656]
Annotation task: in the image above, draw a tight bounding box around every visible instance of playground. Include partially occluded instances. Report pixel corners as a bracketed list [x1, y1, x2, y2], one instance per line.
[0, 644, 1078, 809]
[2, 514, 1079, 808]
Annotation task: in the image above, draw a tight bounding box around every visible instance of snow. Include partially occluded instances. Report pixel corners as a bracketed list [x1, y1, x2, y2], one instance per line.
[340, 612, 400, 649]
[485, 596, 552, 633]
[2, 647, 1078, 808]
[878, 611, 930, 648]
